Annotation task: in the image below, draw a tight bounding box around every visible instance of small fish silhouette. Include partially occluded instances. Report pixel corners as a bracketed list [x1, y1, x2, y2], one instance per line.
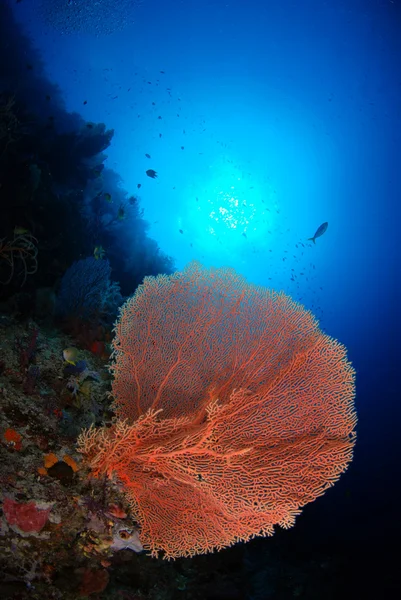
[308, 222, 328, 244]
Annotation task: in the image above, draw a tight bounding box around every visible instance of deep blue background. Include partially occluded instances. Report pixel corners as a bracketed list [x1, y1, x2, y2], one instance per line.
[8, 0, 400, 593]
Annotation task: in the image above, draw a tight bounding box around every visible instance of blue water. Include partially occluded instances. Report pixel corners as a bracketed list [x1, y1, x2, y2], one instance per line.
[4, 0, 400, 596]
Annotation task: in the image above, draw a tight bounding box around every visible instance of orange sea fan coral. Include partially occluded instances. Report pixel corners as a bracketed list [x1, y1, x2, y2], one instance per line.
[78, 262, 357, 559]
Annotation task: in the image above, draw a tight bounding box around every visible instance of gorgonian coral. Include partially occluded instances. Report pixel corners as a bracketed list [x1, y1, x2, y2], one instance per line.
[78, 262, 357, 558]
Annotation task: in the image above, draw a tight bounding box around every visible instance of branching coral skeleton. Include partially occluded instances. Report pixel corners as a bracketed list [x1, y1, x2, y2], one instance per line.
[0, 232, 38, 285]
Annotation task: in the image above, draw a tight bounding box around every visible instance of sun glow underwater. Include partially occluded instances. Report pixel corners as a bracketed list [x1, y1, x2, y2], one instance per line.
[183, 169, 277, 257]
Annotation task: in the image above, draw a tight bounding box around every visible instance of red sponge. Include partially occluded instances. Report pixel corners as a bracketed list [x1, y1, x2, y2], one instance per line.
[3, 498, 51, 533]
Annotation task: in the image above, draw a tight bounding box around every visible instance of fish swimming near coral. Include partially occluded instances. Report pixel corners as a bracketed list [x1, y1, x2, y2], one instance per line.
[94, 245, 106, 260]
[308, 222, 328, 244]
[117, 204, 126, 221]
[13, 226, 30, 236]
[63, 347, 80, 365]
